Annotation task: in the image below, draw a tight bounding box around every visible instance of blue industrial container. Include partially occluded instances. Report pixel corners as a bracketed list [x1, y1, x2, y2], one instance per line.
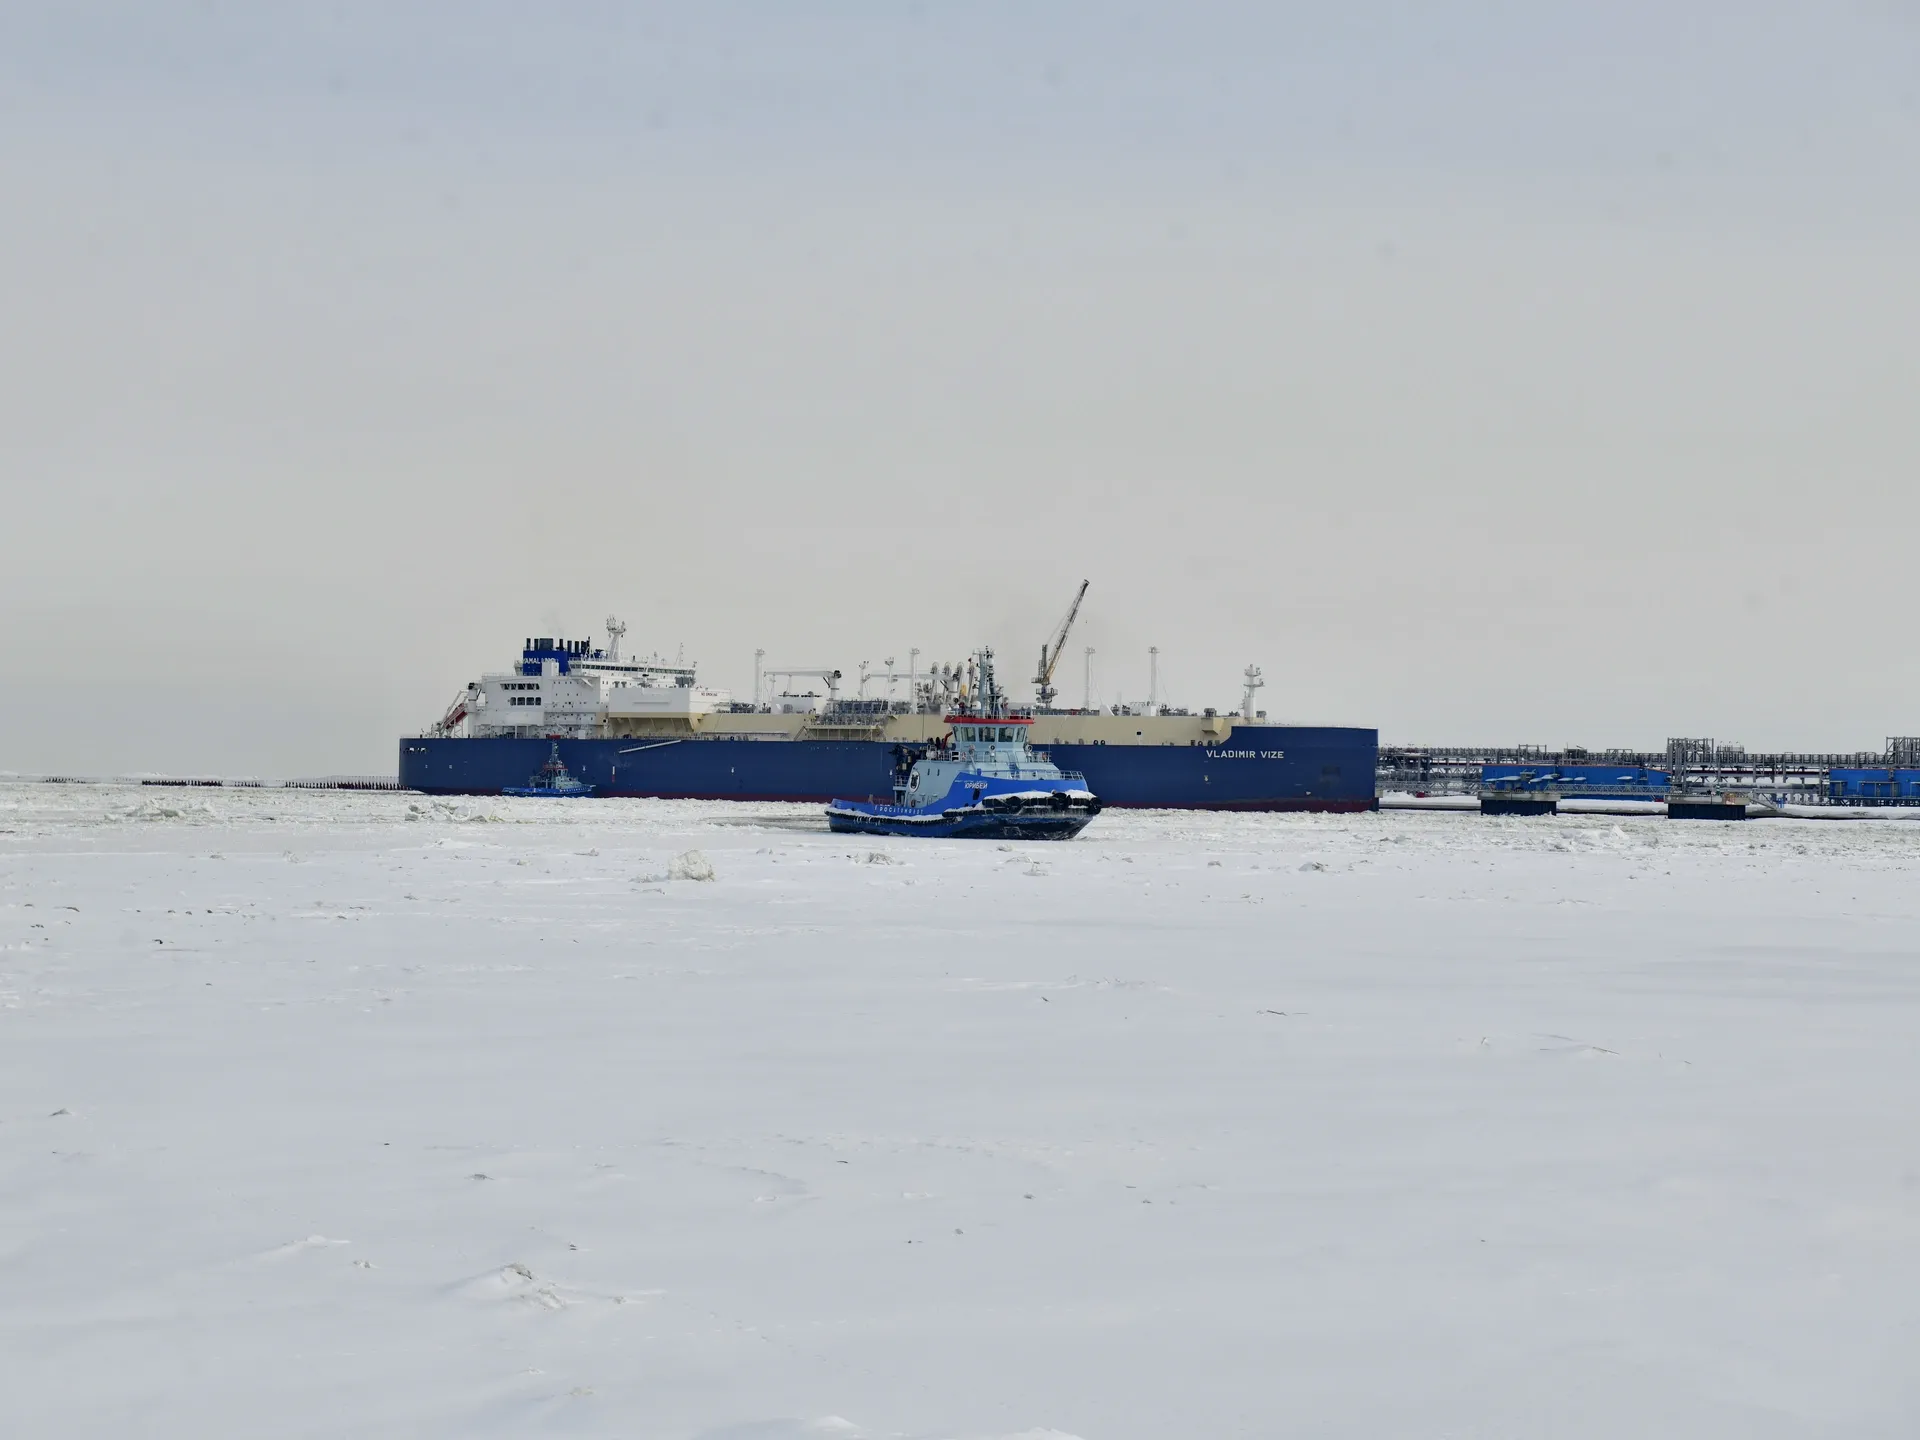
[1481, 764, 1670, 798]
[1826, 768, 1920, 805]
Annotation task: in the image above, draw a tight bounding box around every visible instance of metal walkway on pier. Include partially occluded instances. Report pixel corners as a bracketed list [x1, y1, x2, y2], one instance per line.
[1379, 737, 1920, 808]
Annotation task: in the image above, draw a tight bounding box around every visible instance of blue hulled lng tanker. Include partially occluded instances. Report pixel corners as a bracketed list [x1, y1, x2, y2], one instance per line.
[399, 600, 1378, 811]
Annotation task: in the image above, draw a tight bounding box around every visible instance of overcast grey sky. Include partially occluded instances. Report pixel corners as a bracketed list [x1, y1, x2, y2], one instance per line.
[5, 3, 1919, 775]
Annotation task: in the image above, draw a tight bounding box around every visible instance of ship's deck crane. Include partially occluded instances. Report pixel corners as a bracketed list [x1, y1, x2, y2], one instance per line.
[761, 667, 843, 705]
[1033, 579, 1090, 709]
[433, 683, 480, 737]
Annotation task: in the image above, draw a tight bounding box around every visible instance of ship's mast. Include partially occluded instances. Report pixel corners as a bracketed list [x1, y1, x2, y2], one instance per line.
[605, 615, 626, 662]
[1241, 664, 1265, 720]
[975, 647, 1003, 717]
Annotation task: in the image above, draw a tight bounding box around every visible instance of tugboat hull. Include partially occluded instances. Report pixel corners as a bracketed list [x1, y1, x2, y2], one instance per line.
[826, 761, 1103, 839]
[825, 804, 1095, 840]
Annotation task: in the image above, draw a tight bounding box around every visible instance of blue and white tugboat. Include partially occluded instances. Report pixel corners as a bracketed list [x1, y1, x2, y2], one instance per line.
[825, 649, 1100, 839]
[502, 742, 596, 798]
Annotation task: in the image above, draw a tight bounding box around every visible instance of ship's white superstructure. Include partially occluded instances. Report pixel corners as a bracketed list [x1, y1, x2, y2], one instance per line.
[434, 623, 732, 740]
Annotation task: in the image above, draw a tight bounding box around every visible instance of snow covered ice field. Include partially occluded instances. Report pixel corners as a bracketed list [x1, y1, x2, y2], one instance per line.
[4, 785, 1919, 1439]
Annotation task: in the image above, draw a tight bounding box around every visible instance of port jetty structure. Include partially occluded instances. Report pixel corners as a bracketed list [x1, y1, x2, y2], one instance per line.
[1379, 737, 1920, 820]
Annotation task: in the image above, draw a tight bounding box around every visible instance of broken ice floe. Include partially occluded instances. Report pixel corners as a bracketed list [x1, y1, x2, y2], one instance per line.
[452, 1261, 647, 1313]
[257, 1234, 350, 1261]
[632, 849, 717, 885]
[126, 798, 219, 823]
[670, 850, 716, 881]
[458, 1261, 567, 1310]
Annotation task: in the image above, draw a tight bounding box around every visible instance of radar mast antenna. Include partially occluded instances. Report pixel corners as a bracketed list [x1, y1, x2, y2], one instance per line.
[1241, 664, 1265, 720]
[604, 615, 627, 662]
[1033, 579, 1090, 709]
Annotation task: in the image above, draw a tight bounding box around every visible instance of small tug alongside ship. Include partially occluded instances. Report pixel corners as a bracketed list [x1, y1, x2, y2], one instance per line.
[398, 591, 1378, 812]
[826, 649, 1100, 839]
[502, 743, 596, 798]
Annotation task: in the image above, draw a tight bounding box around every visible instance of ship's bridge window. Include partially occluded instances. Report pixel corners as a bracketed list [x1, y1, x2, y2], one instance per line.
[999, 727, 1014, 742]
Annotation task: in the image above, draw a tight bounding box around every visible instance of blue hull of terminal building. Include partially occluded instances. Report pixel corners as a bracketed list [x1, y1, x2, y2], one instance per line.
[400, 727, 1379, 812]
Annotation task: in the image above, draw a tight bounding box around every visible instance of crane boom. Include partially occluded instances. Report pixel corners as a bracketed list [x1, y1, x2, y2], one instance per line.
[1033, 579, 1090, 708]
